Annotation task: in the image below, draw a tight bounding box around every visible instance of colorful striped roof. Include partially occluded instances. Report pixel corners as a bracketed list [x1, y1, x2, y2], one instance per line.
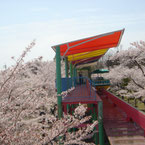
[52, 29, 124, 66]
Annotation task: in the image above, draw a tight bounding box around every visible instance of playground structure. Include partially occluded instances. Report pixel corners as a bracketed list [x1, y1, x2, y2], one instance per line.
[91, 69, 110, 90]
[52, 29, 145, 145]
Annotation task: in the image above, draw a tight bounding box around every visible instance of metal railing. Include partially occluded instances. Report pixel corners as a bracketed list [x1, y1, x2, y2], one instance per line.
[91, 79, 110, 86]
[74, 76, 94, 97]
[62, 76, 104, 145]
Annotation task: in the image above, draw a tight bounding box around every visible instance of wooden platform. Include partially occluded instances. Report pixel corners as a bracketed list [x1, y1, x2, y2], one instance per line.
[101, 94, 145, 145]
[62, 85, 101, 104]
[62, 85, 145, 144]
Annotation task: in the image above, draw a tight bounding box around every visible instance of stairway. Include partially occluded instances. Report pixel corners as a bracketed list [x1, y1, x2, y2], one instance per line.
[101, 94, 145, 145]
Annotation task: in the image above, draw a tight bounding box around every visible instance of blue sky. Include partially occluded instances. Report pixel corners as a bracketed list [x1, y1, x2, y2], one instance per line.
[0, 0, 145, 68]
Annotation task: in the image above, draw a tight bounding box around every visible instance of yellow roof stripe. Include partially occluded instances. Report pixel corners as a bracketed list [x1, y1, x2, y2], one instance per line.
[68, 48, 108, 61]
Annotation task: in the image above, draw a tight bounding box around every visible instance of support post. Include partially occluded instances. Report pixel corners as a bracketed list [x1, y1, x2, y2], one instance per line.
[72, 104, 76, 132]
[93, 104, 98, 145]
[98, 101, 104, 145]
[73, 66, 77, 86]
[65, 57, 69, 90]
[56, 46, 62, 119]
[65, 57, 68, 78]
[75, 68, 77, 85]
[75, 68, 77, 77]
[70, 62, 73, 87]
[93, 104, 97, 120]
[67, 104, 70, 113]
[88, 67, 91, 79]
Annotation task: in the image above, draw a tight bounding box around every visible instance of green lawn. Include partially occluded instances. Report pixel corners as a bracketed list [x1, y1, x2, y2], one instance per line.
[118, 96, 145, 112]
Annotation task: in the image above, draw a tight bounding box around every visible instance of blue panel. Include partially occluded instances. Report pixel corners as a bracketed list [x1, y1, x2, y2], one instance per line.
[61, 77, 72, 91]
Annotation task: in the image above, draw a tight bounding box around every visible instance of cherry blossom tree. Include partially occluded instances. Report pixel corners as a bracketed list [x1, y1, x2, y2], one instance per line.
[0, 41, 97, 145]
[105, 41, 145, 105]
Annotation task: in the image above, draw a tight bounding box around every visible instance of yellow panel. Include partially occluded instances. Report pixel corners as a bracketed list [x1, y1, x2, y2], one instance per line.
[68, 48, 108, 61]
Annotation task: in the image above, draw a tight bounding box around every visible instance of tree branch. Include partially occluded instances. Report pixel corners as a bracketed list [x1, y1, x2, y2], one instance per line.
[131, 77, 144, 89]
[134, 60, 145, 77]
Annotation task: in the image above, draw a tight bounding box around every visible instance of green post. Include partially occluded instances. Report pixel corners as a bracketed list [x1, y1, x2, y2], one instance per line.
[65, 57, 69, 90]
[75, 68, 77, 85]
[91, 104, 94, 121]
[70, 62, 73, 87]
[75, 68, 77, 77]
[56, 46, 62, 119]
[73, 66, 77, 86]
[67, 104, 70, 113]
[98, 101, 104, 145]
[88, 67, 91, 79]
[92, 104, 98, 145]
[72, 104, 76, 132]
[92, 104, 97, 120]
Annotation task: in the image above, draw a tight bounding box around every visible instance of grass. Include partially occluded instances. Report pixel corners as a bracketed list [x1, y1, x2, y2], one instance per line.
[118, 96, 145, 112]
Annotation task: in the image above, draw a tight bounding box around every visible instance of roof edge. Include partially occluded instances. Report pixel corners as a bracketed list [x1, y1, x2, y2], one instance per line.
[51, 29, 125, 51]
